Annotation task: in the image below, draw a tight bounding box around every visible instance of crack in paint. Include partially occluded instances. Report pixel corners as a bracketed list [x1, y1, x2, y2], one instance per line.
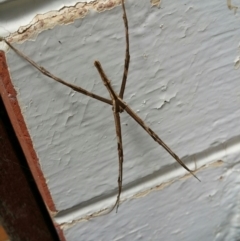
[57, 160, 224, 230]
[54, 132, 236, 227]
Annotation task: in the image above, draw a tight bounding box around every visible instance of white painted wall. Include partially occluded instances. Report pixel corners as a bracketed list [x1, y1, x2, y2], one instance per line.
[2, 0, 240, 240]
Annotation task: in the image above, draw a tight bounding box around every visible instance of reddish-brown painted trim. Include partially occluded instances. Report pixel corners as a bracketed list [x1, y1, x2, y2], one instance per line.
[0, 51, 66, 241]
[0, 113, 56, 240]
[0, 51, 56, 211]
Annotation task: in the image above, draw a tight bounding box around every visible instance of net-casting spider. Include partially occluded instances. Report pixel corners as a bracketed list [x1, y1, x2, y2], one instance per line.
[1, 0, 199, 213]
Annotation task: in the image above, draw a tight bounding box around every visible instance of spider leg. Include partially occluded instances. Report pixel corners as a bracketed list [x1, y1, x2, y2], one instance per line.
[94, 61, 124, 212]
[119, 0, 130, 100]
[118, 99, 201, 182]
[4, 39, 112, 106]
[95, 61, 200, 182]
[109, 99, 123, 212]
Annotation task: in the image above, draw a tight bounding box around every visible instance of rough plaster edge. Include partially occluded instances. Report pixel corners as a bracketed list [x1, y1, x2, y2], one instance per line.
[5, 0, 159, 44]
[2, 0, 235, 44]
[5, 0, 122, 43]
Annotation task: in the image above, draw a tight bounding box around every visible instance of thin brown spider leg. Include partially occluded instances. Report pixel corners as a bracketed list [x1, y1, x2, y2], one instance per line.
[94, 61, 124, 212]
[94, 61, 119, 100]
[119, 0, 130, 100]
[122, 102, 201, 182]
[110, 99, 123, 213]
[3, 39, 112, 106]
[95, 61, 200, 182]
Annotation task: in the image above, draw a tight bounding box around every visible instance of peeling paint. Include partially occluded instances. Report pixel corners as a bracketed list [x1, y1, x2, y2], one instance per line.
[3, 0, 165, 43]
[150, 0, 161, 7]
[227, 0, 238, 13]
[153, 95, 176, 110]
[234, 56, 240, 69]
[6, 0, 122, 43]
[132, 180, 174, 199]
[4, 0, 240, 239]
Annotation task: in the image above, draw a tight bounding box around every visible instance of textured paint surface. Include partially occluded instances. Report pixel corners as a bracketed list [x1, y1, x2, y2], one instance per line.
[63, 159, 240, 241]
[2, 0, 240, 239]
